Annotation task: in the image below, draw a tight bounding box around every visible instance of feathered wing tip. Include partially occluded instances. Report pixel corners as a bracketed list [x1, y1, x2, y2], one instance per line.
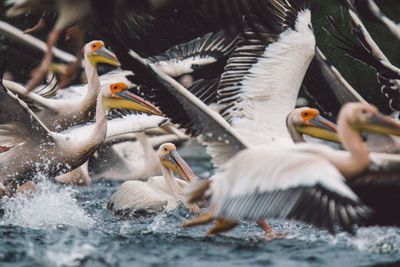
[125, 51, 249, 156]
[209, 148, 373, 235]
[187, 78, 219, 105]
[0, 84, 53, 143]
[147, 30, 239, 77]
[214, 183, 372, 235]
[328, 11, 400, 112]
[31, 73, 59, 98]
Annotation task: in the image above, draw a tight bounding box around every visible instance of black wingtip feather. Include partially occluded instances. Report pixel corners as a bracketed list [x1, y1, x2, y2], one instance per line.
[215, 183, 371, 235]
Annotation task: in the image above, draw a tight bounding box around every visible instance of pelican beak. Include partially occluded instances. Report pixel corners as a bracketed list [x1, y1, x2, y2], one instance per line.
[296, 115, 341, 143]
[111, 89, 163, 116]
[356, 113, 400, 136]
[89, 47, 120, 67]
[162, 150, 195, 182]
[309, 115, 338, 133]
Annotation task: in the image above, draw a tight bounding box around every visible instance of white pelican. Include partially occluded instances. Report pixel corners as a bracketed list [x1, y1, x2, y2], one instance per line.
[304, 47, 400, 153]
[107, 143, 200, 217]
[2, 41, 126, 132]
[94, 0, 375, 234]
[286, 107, 340, 144]
[184, 103, 400, 235]
[6, 0, 92, 90]
[126, 0, 316, 166]
[0, 81, 162, 195]
[113, 48, 372, 234]
[287, 107, 400, 227]
[55, 131, 188, 186]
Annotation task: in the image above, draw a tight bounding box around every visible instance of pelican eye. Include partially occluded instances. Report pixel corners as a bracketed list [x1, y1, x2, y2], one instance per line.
[304, 112, 309, 117]
[164, 147, 168, 152]
[361, 109, 368, 114]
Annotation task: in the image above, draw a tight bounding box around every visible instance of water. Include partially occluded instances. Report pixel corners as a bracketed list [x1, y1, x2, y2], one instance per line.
[0, 148, 399, 267]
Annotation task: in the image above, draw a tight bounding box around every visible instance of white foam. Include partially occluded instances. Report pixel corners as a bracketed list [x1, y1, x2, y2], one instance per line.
[1, 180, 95, 230]
[349, 227, 400, 254]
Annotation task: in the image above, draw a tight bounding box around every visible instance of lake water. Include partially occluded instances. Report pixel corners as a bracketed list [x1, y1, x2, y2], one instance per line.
[0, 144, 399, 267]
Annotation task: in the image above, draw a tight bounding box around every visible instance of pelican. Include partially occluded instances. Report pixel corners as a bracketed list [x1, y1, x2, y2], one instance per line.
[0, 81, 162, 195]
[184, 102, 400, 236]
[6, 0, 92, 90]
[107, 143, 200, 217]
[2, 40, 127, 132]
[95, 0, 375, 234]
[55, 130, 188, 186]
[109, 46, 373, 235]
[288, 107, 400, 227]
[126, 0, 316, 166]
[286, 107, 340, 144]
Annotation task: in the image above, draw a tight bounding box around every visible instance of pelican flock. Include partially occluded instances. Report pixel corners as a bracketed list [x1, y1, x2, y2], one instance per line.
[0, 0, 400, 262]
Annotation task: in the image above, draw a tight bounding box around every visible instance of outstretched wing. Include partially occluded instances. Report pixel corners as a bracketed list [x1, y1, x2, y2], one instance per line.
[329, 5, 400, 113]
[212, 146, 371, 234]
[147, 30, 238, 77]
[0, 83, 53, 145]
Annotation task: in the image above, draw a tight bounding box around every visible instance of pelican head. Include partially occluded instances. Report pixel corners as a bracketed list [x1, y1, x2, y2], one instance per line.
[84, 41, 120, 67]
[102, 82, 163, 116]
[340, 103, 400, 136]
[287, 107, 340, 143]
[159, 143, 195, 182]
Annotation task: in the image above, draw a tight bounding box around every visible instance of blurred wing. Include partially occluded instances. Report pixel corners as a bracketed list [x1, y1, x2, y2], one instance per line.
[63, 114, 167, 144]
[212, 147, 371, 234]
[127, 50, 249, 156]
[349, 153, 400, 226]
[0, 84, 53, 144]
[147, 30, 238, 77]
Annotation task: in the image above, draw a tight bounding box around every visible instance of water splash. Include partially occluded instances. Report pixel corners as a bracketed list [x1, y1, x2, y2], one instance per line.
[348, 227, 400, 254]
[1, 180, 95, 230]
[146, 213, 168, 233]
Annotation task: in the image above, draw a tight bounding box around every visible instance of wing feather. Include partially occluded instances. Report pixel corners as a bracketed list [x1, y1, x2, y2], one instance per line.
[211, 147, 371, 233]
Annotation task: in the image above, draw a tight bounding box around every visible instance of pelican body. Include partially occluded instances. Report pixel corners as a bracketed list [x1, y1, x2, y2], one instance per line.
[107, 143, 199, 217]
[0, 82, 161, 195]
[4, 41, 122, 132]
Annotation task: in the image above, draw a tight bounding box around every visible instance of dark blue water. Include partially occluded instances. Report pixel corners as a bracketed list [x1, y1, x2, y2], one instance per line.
[0, 145, 399, 267]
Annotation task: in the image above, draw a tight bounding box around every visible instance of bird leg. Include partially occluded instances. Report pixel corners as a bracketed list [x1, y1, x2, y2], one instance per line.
[59, 24, 86, 88]
[24, 18, 46, 34]
[185, 203, 201, 214]
[206, 219, 239, 236]
[257, 220, 286, 240]
[183, 208, 215, 227]
[26, 29, 60, 91]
